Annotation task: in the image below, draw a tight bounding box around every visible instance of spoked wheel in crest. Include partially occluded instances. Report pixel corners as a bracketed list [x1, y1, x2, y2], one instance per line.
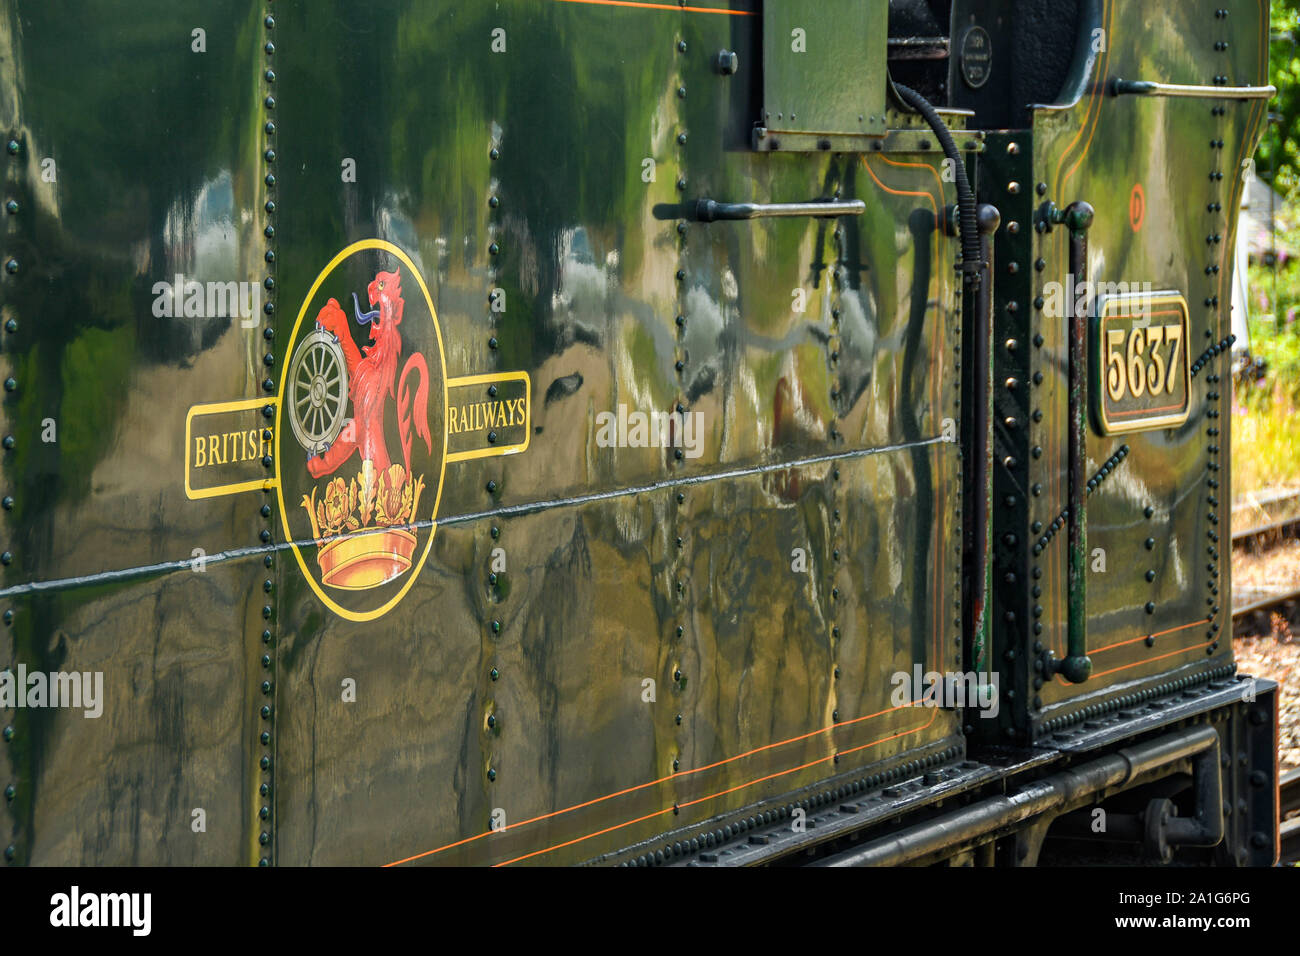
[288, 328, 349, 454]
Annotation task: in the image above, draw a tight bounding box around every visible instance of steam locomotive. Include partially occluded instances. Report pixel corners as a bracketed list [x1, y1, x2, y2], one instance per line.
[0, 0, 1280, 867]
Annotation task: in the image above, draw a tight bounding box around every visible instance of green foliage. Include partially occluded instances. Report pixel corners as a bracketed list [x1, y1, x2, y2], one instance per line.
[1258, 1, 1300, 191]
[1234, 227, 1300, 492]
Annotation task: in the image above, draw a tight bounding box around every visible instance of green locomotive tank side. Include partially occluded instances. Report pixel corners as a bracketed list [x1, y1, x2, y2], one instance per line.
[0, 0, 1279, 867]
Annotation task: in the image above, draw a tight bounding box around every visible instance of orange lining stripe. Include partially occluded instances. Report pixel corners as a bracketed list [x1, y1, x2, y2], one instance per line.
[1089, 618, 1203, 655]
[1053, 617, 1214, 686]
[1055, 0, 1114, 192]
[861, 156, 938, 218]
[1089, 638, 1207, 679]
[384, 697, 923, 866]
[1110, 401, 1183, 416]
[493, 711, 938, 866]
[554, 0, 754, 14]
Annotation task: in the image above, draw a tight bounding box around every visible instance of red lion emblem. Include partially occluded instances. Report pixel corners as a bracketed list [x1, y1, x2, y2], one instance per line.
[308, 267, 432, 487]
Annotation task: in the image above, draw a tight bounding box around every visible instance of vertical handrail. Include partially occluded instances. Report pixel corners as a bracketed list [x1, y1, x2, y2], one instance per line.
[1059, 201, 1095, 684]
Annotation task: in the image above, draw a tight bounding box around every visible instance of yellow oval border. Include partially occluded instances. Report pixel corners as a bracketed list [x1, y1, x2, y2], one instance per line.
[274, 239, 449, 622]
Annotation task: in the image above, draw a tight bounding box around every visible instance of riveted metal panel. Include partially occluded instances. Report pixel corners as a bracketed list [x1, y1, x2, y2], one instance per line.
[980, 0, 1268, 742]
[0, 0, 266, 864]
[758, 0, 889, 149]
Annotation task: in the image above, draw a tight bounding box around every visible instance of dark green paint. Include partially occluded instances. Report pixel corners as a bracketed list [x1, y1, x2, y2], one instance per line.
[0, 0, 1271, 865]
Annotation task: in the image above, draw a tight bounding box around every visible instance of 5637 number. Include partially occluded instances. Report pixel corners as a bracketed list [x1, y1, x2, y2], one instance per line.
[1104, 324, 1182, 402]
[1092, 293, 1191, 435]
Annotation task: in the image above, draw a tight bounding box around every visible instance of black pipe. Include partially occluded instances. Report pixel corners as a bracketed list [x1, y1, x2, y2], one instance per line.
[812, 725, 1221, 867]
[890, 82, 983, 287]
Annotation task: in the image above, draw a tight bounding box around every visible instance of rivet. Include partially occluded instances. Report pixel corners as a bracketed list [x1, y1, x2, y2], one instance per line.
[490, 526, 500, 539]
[488, 336, 499, 350]
[1, 436, 12, 450]
[490, 147, 500, 161]
[490, 667, 500, 681]
[488, 768, 497, 781]
[491, 620, 501, 634]
[1145, 537, 1155, 550]
[4, 259, 17, 274]
[3, 378, 13, 392]
[4, 319, 15, 333]
[5, 141, 18, 155]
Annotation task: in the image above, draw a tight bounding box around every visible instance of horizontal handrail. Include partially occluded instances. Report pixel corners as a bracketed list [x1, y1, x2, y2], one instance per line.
[1111, 78, 1275, 100]
[692, 199, 866, 222]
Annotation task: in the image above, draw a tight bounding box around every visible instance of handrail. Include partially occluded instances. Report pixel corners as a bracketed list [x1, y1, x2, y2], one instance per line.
[1111, 78, 1275, 100]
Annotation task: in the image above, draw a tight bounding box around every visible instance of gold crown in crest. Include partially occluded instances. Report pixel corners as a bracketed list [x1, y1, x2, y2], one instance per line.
[301, 461, 426, 590]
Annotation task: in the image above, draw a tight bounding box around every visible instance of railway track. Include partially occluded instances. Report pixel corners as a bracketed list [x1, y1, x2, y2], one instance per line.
[1232, 586, 1300, 622]
[1231, 491, 1300, 623]
[1232, 487, 1300, 550]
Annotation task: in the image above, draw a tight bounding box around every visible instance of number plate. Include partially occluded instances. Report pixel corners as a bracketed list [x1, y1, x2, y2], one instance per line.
[1091, 291, 1191, 435]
